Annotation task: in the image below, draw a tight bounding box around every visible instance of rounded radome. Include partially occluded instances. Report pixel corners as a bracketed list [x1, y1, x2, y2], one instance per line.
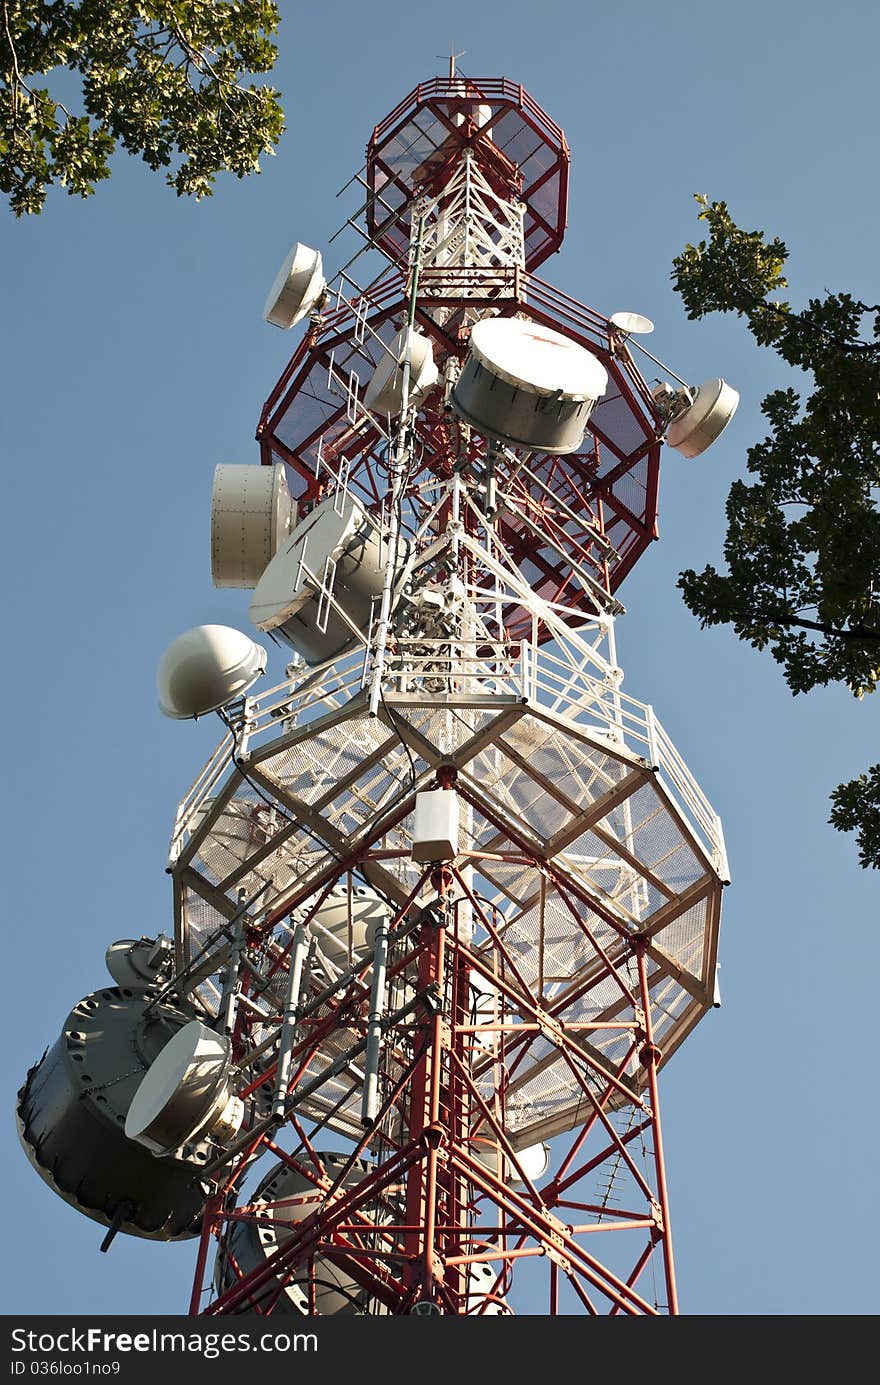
[157, 625, 267, 720]
[126, 1020, 241, 1155]
[451, 316, 608, 455]
[263, 243, 325, 330]
[666, 377, 740, 458]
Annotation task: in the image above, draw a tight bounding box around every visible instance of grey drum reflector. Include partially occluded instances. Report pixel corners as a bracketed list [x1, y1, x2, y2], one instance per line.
[125, 1021, 243, 1155]
[16, 989, 205, 1240]
[364, 327, 439, 417]
[666, 378, 740, 458]
[451, 317, 608, 455]
[263, 243, 325, 330]
[248, 494, 410, 665]
[214, 1153, 393, 1315]
[211, 463, 295, 589]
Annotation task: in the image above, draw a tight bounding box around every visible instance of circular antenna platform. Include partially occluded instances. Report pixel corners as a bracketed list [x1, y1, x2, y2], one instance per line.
[610, 311, 655, 336]
[264, 242, 325, 330]
[667, 377, 740, 458]
[451, 317, 608, 455]
[157, 625, 267, 720]
[125, 1020, 242, 1155]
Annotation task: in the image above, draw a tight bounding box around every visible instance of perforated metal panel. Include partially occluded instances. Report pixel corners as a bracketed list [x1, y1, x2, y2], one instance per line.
[169, 649, 725, 1146]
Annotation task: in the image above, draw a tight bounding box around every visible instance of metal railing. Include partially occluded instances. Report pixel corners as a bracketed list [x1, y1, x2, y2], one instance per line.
[169, 637, 726, 878]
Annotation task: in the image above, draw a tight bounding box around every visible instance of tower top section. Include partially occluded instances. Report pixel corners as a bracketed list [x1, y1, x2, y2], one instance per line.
[366, 75, 569, 272]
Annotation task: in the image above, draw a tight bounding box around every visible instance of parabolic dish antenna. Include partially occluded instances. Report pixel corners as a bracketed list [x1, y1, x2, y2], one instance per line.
[451, 317, 608, 455]
[667, 377, 740, 458]
[263, 242, 325, 330]
[125, 1020, 242, 1155]
[248, 495, 408, 665]
[610, 311, 655, 336]
[211, 463, 295, 590]
[364, 327, 439, 416]
[157, 625, 267, 720]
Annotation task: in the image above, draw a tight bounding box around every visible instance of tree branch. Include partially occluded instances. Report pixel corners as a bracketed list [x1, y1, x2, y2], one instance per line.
[745, 611, 880, 643]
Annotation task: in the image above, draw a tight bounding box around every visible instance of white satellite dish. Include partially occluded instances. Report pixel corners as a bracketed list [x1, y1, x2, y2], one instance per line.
[157, 625, 267, 720]
[364, 327, 439, 416]
[249, 494, 409, 664]
[451, 317, 608, 455]
[610, 311, 655, 337]
[211, 463, 295, 589]
[105, 936, 173, 990]
[666, 377, 740, 458]
[513, 1141, 551, 1184]
[263, 242, 326, 330]
[125, 1021, 243, 1155]
[297, 884, 390, 971]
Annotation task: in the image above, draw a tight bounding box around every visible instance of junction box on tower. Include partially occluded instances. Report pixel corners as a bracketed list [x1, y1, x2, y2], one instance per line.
[412, 789, 460, 862]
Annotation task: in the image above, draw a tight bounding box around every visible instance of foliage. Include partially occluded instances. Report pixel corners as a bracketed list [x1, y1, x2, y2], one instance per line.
[829, 767, 880, 871]
[671, 195, 880, 866]
[1, 1, 284, 214]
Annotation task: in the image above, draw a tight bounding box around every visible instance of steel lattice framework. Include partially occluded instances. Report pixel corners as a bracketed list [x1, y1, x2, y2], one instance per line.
[167, 71, 727, 1316]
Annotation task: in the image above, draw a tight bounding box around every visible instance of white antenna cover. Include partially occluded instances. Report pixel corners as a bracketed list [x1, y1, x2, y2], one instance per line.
[211, 463, 295, 589]
[158, 625, 267, 720]
[610, 311, 655, 336]
[450, 80, 493, 136]
[296, 885, 390, 971]
[451, 317, 608, 455]
[263, 242, 325, 329]
[667, 377, 740, 458]
[125, 1021, 242, 1155]
[364, 327, 439, 416]
[513, 1141, 551, 1183]
[249, 495, 409, 664]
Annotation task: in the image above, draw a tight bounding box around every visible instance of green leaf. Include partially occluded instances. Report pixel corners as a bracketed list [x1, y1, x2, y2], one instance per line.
[1, 1, 284, 215]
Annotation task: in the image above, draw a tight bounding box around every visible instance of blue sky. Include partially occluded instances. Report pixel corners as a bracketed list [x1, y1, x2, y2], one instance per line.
[2, 0, 877, 1315]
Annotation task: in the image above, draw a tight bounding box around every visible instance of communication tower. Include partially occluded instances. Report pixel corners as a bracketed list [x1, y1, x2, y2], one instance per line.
[18, 68, 737, 1316]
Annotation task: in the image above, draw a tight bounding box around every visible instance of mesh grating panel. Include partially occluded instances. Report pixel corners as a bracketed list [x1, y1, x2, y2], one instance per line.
[468, 745, 573, 841]
[660, 898, 709, 983]
[172, 679, 724, 1145]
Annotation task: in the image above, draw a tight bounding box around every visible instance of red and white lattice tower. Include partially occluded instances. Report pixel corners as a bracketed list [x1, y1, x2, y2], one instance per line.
[16, 69, 731, 1316]
[158, 71, 732, 1317]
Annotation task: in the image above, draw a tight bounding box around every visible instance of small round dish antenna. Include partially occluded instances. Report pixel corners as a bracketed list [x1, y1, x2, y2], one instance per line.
[125, 1020, 243, 1155]
[512, 1141, 551, 1185]
[666, 377, 740, 458]
[263, 242, 326, 330]
[157, 625, 267, 720]
[610, 311, 655, 337]
[364, 327, 439, 417]
[105, 936, 173, 990]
